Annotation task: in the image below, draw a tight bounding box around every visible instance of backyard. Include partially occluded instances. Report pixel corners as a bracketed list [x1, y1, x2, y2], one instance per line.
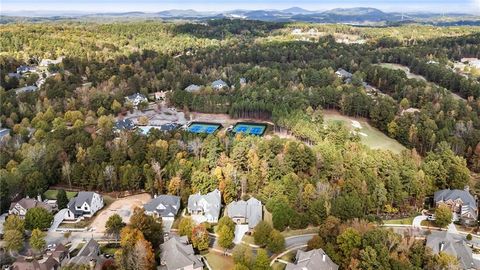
[43, 189, 78, 200]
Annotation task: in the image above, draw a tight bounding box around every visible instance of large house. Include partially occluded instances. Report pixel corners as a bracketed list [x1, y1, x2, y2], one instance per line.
[144, 195, 181, 232]
[64, 192, 104, 221]
[159, 236, 204, 270]
[114, 118, 135, 131]
[125, 93, 148, 108]
[187, 189, 221, 223]
[211, 80, 228, 90]
[426, 231, 479, 270]
[39, 57, 63, 67]
[66, 239, 107, 270]
[434, 188, 478, 225]
[286, 249, 339, 270]
[285, 248, 338, 270]
[144, 195, 181, 219]
[226, 197, 263, 229]
[12, 244, 69, 270]
[335, 68, 353, 81]
[15, 85, 38, 95]
[9, 197, 53, 219]
[184, 84, 202, 93]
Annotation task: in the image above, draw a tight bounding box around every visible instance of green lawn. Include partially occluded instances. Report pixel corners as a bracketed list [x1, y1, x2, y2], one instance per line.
[323, 111, 406, 154]
[100, 243, 120, 255]
[281, 226, 318, 238]
[204, 251, 234, 270]
[383, 217, 414, 225]
[43, 189, 77, 200]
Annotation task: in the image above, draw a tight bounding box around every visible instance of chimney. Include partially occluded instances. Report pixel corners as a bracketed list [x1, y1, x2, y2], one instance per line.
[37, 194, 42, 202]
[440, 241, 445, 251]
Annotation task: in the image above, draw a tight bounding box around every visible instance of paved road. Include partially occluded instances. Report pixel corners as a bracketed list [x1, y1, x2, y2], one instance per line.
[284, 234, 316, 248]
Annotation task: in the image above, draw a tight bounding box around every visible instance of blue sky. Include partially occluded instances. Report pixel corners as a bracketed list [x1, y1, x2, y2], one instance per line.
[1, 0, 479, 14]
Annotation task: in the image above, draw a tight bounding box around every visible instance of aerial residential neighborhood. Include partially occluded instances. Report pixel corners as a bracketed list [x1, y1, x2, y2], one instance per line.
[1, 0, 480, 270]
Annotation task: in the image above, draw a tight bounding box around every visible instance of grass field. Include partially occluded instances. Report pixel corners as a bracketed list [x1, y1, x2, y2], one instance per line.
[323, 110, 406, 154]
[205, 251, 234, 270]
[383, 217, 414, 225]
[43, 189, 78, 200]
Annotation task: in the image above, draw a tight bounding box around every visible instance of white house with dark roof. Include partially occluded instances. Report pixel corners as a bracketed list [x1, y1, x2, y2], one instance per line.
[64, 192, 103, 221]
[160, 236, 204, 270]
[125, 93, 148, 108]
[226, 197, 263, 229]
[187, 189, 221, 223]
[434, 188, 478, 225]
[426, 231, 479, 270]
[286, 249, 339, 270]
[211, 80, 228, 90]
[144, 195, 180, 232]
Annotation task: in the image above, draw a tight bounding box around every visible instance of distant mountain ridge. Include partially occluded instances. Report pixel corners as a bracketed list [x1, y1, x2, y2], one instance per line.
[1, 7, 479, 24]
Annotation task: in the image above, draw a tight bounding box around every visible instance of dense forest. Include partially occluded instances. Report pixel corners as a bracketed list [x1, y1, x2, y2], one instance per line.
[0, 19, 479, 269]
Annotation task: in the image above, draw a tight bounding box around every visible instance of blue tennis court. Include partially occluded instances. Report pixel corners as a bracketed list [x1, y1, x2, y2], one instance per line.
[187, 122, 222, 134]
[232, 123, 267, 136]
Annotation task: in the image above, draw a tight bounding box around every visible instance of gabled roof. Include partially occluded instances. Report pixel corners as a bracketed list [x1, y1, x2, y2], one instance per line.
[67, 192, 101, 215]
[15, 85, 38, 95]
[226, 197, 263, 228]
[115, 118, 135, 131]
[434, 189, 477, 220]
[160, 236, 204, 270]
[0, 128, 10, 139]
[125, 93, 147, 101]
[286, 249, 339, 270]
[335, 68, 353, 79]
[12, 255, 59, 270]
[211, 80, 228, 89]
[184, 84, 201, 92]
[68, 238, 105, 270]
[187, 189, 221, 220]
[9, 198, 52, 213]
[426, 231, 475, 269]
[144, 195, 181, 217]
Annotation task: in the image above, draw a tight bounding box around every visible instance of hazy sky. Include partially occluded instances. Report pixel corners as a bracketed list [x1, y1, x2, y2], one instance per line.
[2, 0, 480, 14]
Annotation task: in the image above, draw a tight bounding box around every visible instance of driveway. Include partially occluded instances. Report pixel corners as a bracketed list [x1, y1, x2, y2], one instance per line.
[49, 209, 67, 232]
[412, 215, 427, 228]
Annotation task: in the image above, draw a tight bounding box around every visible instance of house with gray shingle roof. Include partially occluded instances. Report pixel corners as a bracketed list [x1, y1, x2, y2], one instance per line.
[434, 188, 478, 225]
[144, 195, 180, 232]
[14, 85, 38, 95]
[211, 79, 228, 90]
[9, 197, 53, 219]
[184, 84, 202, 93]
[114, 118, 135, 131]
[187, 189, 221, 223]
[64, 192, 104, 221]
[66, 238, 107, 270]
[226, 197, 263, 229]
[0, 128, 10, 141]
[160, 236, 203, 270]
[335, 68, 353, 81]
[426, 231, 479, 270]
[286, 248, 339, 270]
